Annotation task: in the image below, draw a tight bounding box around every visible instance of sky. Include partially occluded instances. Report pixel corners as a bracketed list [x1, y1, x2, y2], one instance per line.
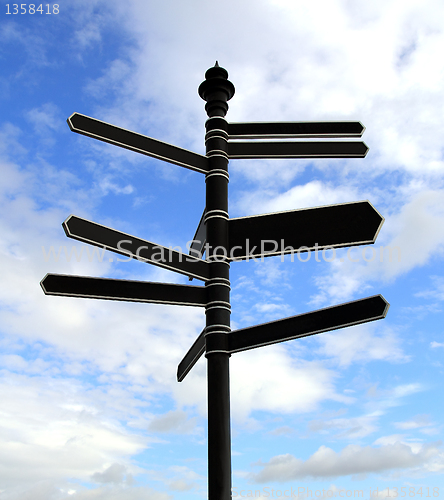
[0, 0, 444, 498]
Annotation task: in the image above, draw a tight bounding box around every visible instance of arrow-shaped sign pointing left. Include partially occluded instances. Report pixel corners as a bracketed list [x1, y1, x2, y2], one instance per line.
[41, 274, 208, 306]
[68, 113, 209, 174]
[63, 215, 210, 282]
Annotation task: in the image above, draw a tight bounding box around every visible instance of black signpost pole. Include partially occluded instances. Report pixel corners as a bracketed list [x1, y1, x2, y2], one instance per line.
[198, 63, 235, 500]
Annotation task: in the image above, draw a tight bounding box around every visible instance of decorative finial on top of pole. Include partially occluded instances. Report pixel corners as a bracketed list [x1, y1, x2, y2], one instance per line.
[198, 63, 235, 117]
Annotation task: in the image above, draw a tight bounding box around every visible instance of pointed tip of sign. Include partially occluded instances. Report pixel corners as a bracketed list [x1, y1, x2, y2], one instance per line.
[362, 142, 369, 157]
[378, 294, 390, 317]
[177, 361, 188, 382]
[62, 215, 75, 237]
[40, 274, 49, 294]
[67, 114, 76, 132]
[215, 60, 219, 67]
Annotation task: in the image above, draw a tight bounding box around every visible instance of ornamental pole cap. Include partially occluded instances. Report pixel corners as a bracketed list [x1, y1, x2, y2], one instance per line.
[204, 61, 229, 80]
[198, 62, 235, 103]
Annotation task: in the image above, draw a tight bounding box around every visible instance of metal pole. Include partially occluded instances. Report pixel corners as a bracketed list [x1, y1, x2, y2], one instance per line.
[199, 63, 235, 500]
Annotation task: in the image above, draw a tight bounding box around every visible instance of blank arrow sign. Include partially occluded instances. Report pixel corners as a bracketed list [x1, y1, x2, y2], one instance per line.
[63, 215, 210, 282]
[225, 295, 389, 354]
[177, 328, 206, 382]
[227, 141, 368, 159]
[189, 208, 207, 259]
[41, 274, 208, 306]
[228, 200, 384, 261]
[68, 113, 209, 174]
[179, 295, 390, 379]
[228, 121, 365, 139]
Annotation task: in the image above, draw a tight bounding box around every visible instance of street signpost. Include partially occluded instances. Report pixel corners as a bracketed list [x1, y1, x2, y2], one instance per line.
[42, 63, 389, 500]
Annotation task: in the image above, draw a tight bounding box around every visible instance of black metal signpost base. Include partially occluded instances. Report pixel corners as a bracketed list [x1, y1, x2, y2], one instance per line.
[41, 62, 389, 500]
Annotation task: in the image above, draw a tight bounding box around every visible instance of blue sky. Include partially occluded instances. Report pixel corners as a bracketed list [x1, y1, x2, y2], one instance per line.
[1, 0, 444, 498]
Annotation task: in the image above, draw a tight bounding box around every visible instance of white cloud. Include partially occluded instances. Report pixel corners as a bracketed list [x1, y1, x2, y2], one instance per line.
[310, 189, 444, 305]
[98, 176, 134, 196]
[74, 23, 102, 51]
[249, 441, 442, 482]
[363, 383, 424, 413]
[165, 465, 203, 492]
[0, 373, 148, 490]
[394, 414, 431, 430]
[230, 344, 351, 422]
[373, 434, 408, 446]
[4, 482, 174, 500]
[0, 21, 49, 68]
[308, 414, 380, 440]
[85, 59, 133, 100]
[91, 463, 132, 485]
[147, 410, 197, 434]
[70, 485, 171, 500]
[26, 103, 62, 134]
[233, 181, 361, 218]
[431, 341, 444, 348]
[416, 276, 444, 302]
[269, 426, 293, 436]
[307, 384, 429, 442]
[315, 323, 408, 367]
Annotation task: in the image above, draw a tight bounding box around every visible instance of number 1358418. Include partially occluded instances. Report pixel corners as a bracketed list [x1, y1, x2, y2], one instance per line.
[6, 4, 59, 14]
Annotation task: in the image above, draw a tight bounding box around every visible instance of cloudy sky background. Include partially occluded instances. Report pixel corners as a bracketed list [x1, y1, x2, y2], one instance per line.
[1, 0, 444, 498]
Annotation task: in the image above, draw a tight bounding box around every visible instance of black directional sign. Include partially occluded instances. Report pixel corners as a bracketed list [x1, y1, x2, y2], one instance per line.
[227, 121, 365, 139]
[228, 200, 383, 260]
[189, 208, 207, 259]
[178, 295, 389, 381]
[227, 141, 368, 159]
[177, 328, 206, 381]
[226, 295, 389, 354]
[68, 113, 209, 174]
[63, 215, 210, 281]
[41, 274, 207, 306]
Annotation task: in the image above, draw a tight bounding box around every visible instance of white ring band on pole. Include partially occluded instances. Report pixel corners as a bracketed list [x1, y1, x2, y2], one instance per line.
[205, 305, 232, 313]
[205, 170, 229, 181]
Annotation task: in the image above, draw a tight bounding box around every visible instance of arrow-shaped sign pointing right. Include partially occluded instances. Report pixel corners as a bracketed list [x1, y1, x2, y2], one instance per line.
[178, 295, 389, 380]
[228, 200, 384, 261]
[225, 295, 389, 354]
[228, 141, 368, 159]
[227, 121, 365, 139]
